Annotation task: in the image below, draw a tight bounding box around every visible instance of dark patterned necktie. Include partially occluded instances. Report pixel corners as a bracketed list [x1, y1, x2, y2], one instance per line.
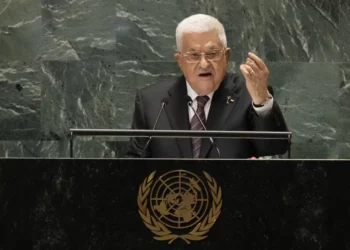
[190, 95, 209, 158]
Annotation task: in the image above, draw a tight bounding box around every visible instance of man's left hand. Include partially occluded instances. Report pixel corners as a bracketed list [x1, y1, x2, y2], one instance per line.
[240, 52, 270, 105]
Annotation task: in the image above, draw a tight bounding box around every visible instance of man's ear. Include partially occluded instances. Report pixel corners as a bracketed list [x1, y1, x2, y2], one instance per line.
[225, 48, 231, 63]
[174, 52, 181, 62]
[174, 53, 183, 68]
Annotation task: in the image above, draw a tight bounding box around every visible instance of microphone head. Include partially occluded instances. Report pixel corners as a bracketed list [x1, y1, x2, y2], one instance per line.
[161, 96, 169, 106]
[185, 95, 193, 105]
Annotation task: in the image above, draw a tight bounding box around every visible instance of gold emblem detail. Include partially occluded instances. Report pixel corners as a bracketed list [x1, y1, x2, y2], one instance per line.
[137, 170, 222, 244]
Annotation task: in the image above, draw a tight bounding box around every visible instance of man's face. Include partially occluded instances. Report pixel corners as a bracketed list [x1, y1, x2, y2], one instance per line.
[175, 31, 230, 96]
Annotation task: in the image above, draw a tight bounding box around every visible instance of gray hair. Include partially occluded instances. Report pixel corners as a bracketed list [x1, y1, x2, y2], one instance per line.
[175, 14, 227, 52]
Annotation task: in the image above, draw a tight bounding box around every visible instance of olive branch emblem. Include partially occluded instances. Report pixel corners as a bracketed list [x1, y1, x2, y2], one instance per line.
[137, 171, 222, 244]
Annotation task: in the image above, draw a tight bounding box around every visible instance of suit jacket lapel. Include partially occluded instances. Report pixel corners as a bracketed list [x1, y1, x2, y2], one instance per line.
[165, 75, 193, 158]
[199, 74, 239, 158]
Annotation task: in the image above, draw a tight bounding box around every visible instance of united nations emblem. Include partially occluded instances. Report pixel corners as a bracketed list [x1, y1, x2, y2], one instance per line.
[137, 170, 222, 244]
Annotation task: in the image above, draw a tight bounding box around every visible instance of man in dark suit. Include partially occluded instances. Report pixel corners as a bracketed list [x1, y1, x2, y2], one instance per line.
[126, 14, 289, 159]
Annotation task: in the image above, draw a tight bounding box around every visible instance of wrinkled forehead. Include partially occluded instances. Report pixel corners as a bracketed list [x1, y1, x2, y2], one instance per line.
[181, 31, 223, 52]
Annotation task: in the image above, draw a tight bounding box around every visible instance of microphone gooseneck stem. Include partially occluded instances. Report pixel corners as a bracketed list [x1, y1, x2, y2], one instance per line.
[141, 102, 166, 158]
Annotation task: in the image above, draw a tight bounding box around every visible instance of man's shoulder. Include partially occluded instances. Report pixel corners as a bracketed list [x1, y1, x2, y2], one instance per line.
[138, 75, 183, 97]
[230, 73, 246, 88]
[222, 73, 247, 94]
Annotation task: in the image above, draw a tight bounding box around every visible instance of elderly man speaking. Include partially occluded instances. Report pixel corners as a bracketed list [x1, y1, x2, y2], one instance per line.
[126, 14, 288, 159]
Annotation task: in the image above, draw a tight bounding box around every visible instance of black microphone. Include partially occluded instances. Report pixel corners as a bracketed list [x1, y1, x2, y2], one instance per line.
[141, 97, 168, 158]
[185, 96, 221, 158]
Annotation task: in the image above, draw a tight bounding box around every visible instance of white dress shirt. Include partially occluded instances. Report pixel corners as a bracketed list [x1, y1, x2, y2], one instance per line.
[186, 81, 274, 122]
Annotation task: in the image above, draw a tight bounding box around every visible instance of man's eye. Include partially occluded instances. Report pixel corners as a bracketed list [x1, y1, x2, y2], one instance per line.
[190, 53, 200, 57]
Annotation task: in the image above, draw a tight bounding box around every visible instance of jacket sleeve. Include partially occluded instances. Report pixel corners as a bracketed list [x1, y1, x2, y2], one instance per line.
[124, 90, 152, 158]
[248, 100, 290, 157]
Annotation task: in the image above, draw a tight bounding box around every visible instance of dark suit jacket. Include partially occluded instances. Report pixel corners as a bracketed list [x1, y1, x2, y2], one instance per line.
[126, 73, 289, 158]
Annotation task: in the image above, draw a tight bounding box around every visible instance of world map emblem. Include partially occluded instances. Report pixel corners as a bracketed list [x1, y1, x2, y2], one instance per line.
[137, 170, 222, 244]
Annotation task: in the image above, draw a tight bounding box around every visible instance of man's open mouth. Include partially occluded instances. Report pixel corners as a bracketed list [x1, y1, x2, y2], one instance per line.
[198, 72, 212, 77]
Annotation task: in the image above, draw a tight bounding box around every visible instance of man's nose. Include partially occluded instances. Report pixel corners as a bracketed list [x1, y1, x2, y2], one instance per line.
[199, 54, 210, 68]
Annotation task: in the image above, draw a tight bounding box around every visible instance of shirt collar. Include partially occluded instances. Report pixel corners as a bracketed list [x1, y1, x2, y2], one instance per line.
[186, 81, 214, 101]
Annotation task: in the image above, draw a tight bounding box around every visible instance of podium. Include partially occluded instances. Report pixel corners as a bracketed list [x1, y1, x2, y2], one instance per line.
[1, 158, 350, 249]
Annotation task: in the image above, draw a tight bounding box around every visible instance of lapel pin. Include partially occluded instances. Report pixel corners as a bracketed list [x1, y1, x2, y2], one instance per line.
[226, 96, 234, 104]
